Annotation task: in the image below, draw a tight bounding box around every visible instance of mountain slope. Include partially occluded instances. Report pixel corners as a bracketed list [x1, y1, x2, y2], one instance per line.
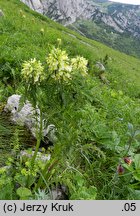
[21, 0, 140, 36]
[0, 0, 140, 97]
[21, 0, 98, 25]
[72, 0, 140, 57]
[20, 0, 140, 57]
[0, 0, 140, 200]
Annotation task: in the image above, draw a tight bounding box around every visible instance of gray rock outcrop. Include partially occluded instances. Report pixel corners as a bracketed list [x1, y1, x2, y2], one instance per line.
[20, 150, 51, 162]
[0, 9, 4, 17]
[21, 0, 96, 25]
[4, 94, 56, 142]
[20, 0, 140, 37]
[95, 62, 105, 72]
[21, 0, 44, 14]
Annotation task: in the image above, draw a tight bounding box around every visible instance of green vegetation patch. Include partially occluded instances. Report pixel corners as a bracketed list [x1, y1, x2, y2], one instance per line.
[0, 0, 140, 200]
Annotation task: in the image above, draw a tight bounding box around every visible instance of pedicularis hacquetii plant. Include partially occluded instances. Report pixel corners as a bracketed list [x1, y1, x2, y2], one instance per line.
[19, 40, 92, 196]
[1, 39, 140, 200]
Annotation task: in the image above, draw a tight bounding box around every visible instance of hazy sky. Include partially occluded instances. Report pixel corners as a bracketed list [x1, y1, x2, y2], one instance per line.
[110, 0, 140, 5]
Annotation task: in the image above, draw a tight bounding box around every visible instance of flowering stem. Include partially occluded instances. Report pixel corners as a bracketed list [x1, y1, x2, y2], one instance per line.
[125, 136, 133, 156]
[59, 80, 64, 107]
[35, 159, 58, 191]
[27, 108, 43, 187]
[31, 108, 43, 166]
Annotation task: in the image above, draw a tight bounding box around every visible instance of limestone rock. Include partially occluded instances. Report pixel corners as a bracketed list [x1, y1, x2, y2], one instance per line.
[95, 62, 105, 72]
[20, 0, 140, 38]
[4, 95, 57, 143]
[21, 0, 97, 25]
[21, 0, 44, 14]
[20, 150, 51, 162]
[51, 185, 68, 200]
[0, 9, 4, 17]
[4, 94, 21, 114]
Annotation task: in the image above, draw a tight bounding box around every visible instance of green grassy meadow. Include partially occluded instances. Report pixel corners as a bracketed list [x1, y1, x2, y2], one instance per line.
[0, 0, 140, 200]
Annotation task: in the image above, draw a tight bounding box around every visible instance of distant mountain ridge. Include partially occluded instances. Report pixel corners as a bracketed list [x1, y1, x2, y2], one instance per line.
[21, 0, 140, 37]
[21, 0, 140, 57]
[21, 0, 98, 25]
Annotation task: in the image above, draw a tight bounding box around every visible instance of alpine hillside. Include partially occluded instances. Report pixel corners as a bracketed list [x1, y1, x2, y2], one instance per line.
[21, 0, 140, 57]
[0, 0, 140, 200]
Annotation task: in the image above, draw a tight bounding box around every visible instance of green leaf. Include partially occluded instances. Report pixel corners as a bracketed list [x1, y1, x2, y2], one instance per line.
[134, 190, 140, 199]
[16, 187, 32, 199]
[134, 130, 140, 138]
[128, 123, 134, 132]
[134, 154, 140, 170]
[70, 186, 97, 200]
[133, 173, 140, 181]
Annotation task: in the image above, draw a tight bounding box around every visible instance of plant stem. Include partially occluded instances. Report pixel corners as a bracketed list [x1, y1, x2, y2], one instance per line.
[125, 137, 133, 156]
[35, 159, 58, 191]
[27, 107, 43, 187]
[32, 108, 43, 165]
